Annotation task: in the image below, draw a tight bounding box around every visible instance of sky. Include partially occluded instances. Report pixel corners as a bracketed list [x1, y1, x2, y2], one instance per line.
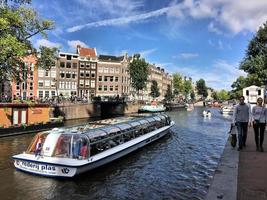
[31, 0, 267, 90]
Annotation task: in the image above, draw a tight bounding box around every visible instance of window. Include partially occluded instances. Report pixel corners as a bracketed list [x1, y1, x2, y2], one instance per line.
[115, 68, 120, 73]
[44, 80, 50, 87]
[73, 63, 77, 68]
[98, 85, 102, 91]
[80, 71, 84, 77]
[73, 55, 78, 59]
[66, 62, 71, 68]
[60, 54, 65, 57]
[110, 85, 113, 91]
[16, 82, 20, 90]
[38, 81, 43, 87]
[66, 82, 70, 89]
[51, 81, 56, 87]
[91, 71, 95, 78]
[85, 80, 90, 87]
[104, 67, 109, 73]
[98, 67, 103, 73]
[110, 76, 113, 82]
[86, 64, 90, 68]
[67, 55, 72, 60]
[72, 73, 76, 79]
[38, 70, 44, 77]
[110, 68, 114, 73]
[91, 63, 96, 69]
[45, 91, 49, 97]
[91, 80, 95, 88]
[45, 71, 49, 77]
[51, 71, 56, 78]
[86, 71, 90, 77]
[115, 85, 118, 91]
[39, 91, 43, 98]
[79, 80, 84, 87]
[104, 76, 108, 81]
[80, 63, 85, 68]
[51, 91, 56, 97]
[66, 73, 71, 78]
[115, 77, 118, 82]
[104, 85, 107, 91]
[99, 76, 102, 81]
[59, 81, 64, 89]
[72, 82, 76, 89]
[30, 82, 33, 90]
[60, 62, 65, 68]
[60, 72, 65, 78]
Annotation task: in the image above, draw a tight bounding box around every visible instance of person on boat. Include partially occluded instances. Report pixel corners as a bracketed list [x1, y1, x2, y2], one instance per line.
[252, 97, 267, 152]
[232, 96, 252, 151]
[35, 137, 43, 157]
[80, 141, 88, 159]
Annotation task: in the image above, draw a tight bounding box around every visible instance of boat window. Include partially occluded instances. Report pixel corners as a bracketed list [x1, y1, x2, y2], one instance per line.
[26, 132, 49, 154]
[53, 134, 72, 158]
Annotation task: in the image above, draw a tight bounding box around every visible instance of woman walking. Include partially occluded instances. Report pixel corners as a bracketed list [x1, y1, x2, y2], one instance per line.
[252, 97, 267, 152]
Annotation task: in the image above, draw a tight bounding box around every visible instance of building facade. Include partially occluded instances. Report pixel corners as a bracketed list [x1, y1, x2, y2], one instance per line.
[77, 46, 97, 99]
[96, 54, 130, 98]
[12, 55, 38, 100]
[57, 52, 79, 97]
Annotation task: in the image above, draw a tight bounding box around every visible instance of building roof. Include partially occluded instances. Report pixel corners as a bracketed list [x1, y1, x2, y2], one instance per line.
[77, 45, 97, 58]
[98, 55, 124, 62]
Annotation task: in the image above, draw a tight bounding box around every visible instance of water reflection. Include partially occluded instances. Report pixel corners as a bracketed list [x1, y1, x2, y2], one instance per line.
[0, 107, 231, 200]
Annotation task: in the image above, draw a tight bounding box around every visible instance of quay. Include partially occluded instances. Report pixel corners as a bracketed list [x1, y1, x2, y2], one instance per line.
[206, 127, 267, 200]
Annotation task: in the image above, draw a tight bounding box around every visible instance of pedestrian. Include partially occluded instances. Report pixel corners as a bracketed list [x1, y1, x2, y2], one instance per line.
[252, 97, 267, 152]
[232, 96, 252, 151]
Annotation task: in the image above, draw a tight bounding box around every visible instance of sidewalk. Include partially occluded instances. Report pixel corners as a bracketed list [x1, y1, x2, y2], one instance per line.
[237, 127, 267, 200]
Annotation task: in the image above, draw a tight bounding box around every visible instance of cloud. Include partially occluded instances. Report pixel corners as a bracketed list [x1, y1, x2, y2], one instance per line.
[208, 22, 223, 35]
[139, 48, 157, 58]
[67, 40, 88, 52]
[179, 53, 199, 59]
[36, 39, 61, 48]
[67, 6, 171, 32]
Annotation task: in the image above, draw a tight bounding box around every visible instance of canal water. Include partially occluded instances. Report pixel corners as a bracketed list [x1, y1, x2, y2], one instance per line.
[0, 107, 232, 200]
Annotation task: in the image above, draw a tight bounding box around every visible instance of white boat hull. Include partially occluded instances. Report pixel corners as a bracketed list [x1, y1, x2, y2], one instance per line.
[13, 122, 174, 178]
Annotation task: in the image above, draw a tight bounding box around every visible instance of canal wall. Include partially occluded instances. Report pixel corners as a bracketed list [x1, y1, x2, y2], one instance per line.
[50, 102, 141, 120]
[205, 137, 239, 200]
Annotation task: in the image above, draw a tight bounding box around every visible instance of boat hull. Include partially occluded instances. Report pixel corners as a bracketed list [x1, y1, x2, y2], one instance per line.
[13, 122, 174, 178]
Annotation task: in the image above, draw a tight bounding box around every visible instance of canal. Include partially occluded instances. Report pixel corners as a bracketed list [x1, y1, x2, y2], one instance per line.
[0, 107, 232, 200]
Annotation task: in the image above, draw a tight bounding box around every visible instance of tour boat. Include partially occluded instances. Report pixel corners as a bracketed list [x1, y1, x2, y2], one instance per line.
[139, 101, 166, 113]
[13, 114, 174, 178]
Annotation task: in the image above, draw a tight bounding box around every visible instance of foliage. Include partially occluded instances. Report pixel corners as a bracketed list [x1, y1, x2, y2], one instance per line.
[150, 80, 160, 98]
[196, 79, 208, 98]
[164, 84, 173, 102]
[183, 77, 192, 98]
[0, 0, 56, 81]
[211, 91, 218, 100]
[128, 54, 149, 95]
[173, 73, 184, 95]
[217, 90, 230, 101]
[239, 22, 267, 86]
[231, 76, 249, 99]
[38, 46, 58, 70]
[190, 91, 195, 100]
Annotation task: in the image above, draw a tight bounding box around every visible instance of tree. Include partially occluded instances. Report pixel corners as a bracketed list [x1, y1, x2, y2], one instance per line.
[211, 91, 218, 100]
[183, 77, 192, 99]
[0, 0, 57, 81]
[239, 21, 267, 86]
[230, 76, 249, 99]
[196, 79, 208, 98]
[173, 73, 184, 96]
[128, 54, 149, 98]
[217, 90, 230, 101]
[164, 84, 173, 102]
[150, 80, 160, 99]
[190, 91, 195, 100]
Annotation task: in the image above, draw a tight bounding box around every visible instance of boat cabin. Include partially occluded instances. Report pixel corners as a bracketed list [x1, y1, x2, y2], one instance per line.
[25, 114, 171, 160]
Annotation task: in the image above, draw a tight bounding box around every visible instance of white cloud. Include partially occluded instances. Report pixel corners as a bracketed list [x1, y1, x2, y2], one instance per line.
[208, 22, 222, 35]
[36, 39, 61, 48]
[139, 48, 157, 58]
[67, 6, 171, 32]
[179, 53, 199, 59]
[67, 40, 88, 52]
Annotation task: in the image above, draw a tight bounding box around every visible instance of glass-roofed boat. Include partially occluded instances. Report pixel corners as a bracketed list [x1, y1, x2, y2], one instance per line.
[13, 113, 174, 177]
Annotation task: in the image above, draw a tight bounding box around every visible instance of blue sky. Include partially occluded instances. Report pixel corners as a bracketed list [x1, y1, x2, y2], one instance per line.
[31, 0, 267, 90]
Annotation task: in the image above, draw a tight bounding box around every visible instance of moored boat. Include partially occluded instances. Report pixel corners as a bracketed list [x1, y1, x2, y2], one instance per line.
[220, 106, 234, 115]
[13, 114, 174, 178]
[139, 101, 166, 113]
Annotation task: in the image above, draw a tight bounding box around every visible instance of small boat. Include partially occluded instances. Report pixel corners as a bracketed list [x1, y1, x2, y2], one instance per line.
[139, 101, 166, 113]
[221, 106, 234, 115]
[186, 103, 194, 111]
[202, 110, 211, 117]
[13, 114, 174, 178]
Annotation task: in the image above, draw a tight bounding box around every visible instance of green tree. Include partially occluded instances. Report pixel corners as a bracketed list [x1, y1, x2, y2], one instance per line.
[196, 78, 208, 98]
[217, 90, 230, 101]
[150, 80, 160, 99]
[0, 0, 57, 81]
[211, 91, 218, 100]
[190, 91, 195, 100]
[184, 77, 192, 98]
[173, 73, 184, 95]
[129, 54, 149, 98]
[164, 84, 173, 102]
[231, 76, 249, 99]
[239, 21, 267, 86]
